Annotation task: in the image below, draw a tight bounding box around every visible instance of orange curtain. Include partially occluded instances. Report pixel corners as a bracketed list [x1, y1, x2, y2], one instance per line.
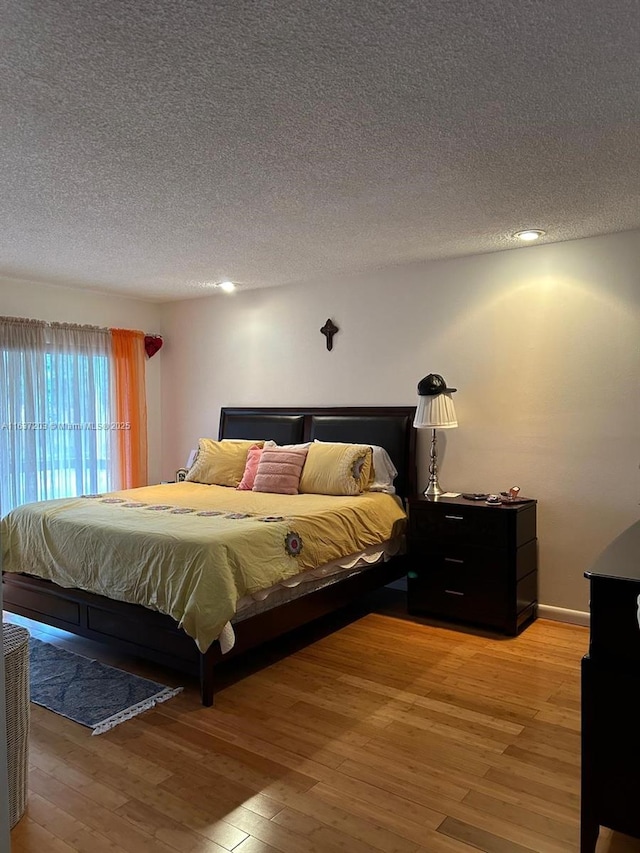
[110, 328, 148, 488]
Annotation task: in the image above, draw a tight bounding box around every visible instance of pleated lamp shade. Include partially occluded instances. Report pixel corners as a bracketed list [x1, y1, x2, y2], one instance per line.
[413, 393, 458, 429]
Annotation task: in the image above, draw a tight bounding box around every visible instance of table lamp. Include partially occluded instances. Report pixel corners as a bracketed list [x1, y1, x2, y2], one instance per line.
[413, 373, 458, 497]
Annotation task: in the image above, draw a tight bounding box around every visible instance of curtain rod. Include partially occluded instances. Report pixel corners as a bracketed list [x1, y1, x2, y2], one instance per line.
[0, 314, 160, 337]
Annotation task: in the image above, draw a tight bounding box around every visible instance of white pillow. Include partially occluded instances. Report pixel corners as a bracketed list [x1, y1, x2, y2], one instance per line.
[312, 440, 397, 494]
[368, 445, 398, 494]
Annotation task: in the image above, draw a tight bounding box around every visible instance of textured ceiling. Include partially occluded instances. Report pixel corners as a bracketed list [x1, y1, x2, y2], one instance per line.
[2, 0, 639, 301]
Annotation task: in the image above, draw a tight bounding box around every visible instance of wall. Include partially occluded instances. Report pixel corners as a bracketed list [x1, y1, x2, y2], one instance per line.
[0, 276, 163, 485]
[160, 230, 640, 619]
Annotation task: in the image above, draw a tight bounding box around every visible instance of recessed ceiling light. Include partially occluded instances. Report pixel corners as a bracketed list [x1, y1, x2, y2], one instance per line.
[514, 229, 546, 242]
[217, 280, 236, 292]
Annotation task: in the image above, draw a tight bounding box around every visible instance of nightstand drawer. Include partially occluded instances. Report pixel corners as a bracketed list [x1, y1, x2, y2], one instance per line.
[410, 546, 509, 586]
[408, 568, 536, 630]
[408, 571, 507, 624]
[410, 503, 509, 548]
[410, 538, 537, 583]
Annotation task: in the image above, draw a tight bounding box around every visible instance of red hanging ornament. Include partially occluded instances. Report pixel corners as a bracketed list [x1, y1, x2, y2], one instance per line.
[144, 335, 163, 358]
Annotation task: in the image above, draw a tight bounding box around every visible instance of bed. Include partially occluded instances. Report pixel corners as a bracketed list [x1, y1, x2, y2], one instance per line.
[2, 405, 416, 705]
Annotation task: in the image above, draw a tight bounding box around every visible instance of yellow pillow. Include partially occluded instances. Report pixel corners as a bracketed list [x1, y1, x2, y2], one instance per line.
[185, 439, 263, 487]
[299, 442, 373, 496]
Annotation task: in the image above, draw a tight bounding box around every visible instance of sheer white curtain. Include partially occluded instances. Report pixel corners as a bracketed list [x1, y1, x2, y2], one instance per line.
[0, 317, 118, 515]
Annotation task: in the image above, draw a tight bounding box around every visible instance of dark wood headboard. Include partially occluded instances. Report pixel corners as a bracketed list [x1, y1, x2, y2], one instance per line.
[219, 406, 417, 499]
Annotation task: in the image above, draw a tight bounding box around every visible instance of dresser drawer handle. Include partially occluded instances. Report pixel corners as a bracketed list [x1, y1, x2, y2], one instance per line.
[445, 589, 464, 596]
[444, 557, 464, 564]
[444, 514, 464, 521]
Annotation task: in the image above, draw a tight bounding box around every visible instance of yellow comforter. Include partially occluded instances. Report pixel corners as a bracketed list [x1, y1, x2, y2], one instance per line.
[1, 483, 406, 652]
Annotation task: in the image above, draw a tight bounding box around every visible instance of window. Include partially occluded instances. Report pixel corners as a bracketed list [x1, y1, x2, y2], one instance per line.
[0, 318, 147, 516]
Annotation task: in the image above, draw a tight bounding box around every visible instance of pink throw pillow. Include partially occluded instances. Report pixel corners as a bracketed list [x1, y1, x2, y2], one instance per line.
[252, 445, 309, 495]
[237, 444, 264, 490]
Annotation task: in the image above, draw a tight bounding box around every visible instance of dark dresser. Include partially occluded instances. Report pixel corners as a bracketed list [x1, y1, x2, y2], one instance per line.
[581, 519, 640, 852]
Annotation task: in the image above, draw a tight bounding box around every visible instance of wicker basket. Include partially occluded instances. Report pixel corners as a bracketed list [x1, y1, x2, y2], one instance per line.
[3, 623, 30, 829]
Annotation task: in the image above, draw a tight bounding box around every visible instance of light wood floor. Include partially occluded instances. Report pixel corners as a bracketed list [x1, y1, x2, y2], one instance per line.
[5, 598, 640, 853]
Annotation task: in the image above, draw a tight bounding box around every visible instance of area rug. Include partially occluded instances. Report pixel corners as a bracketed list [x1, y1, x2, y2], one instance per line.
[29, 637, 183, 735]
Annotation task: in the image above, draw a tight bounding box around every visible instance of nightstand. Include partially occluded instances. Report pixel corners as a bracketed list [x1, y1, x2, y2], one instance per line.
[407, 495, 537, 635]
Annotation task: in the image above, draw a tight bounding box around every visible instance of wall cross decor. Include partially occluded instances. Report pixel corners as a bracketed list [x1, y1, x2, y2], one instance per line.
[320, 318, 339, 351]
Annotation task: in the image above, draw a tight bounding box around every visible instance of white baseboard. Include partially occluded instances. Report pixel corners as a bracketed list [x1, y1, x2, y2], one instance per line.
[383, 582, 591, 629]
[538, 604, 590, 627]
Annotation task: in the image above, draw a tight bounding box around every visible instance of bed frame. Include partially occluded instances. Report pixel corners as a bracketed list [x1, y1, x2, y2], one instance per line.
[3, 405, 416, 705]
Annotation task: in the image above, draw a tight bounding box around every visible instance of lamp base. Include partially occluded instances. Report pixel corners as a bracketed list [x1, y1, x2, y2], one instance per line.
[423, 429, 445, 497]
[424, 480, 444, 498]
